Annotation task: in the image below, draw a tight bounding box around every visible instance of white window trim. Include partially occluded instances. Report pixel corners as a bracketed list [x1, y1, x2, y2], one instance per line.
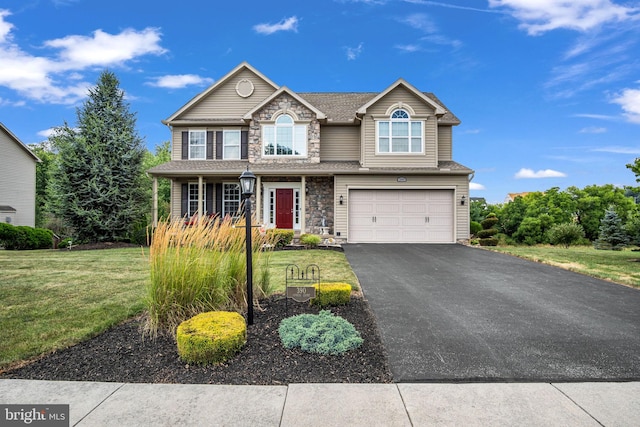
[262, 114, 308, 158]
[187, 182, 200, 217]
[222, 182, 241, 217]
[261, 183, 302, 230]
[375, 109, 424, 155]
[223, 130, 241, 160]
[188, 130, 206, 160]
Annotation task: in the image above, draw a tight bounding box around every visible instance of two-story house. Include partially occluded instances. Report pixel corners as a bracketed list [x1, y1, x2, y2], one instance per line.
[148, 62, 473, 243]
[0, 122, 40, 227]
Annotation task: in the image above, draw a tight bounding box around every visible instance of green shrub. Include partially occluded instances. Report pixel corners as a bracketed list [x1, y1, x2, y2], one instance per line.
[299, 233, 321, 247]
[0, 224, 52, 250]
[59, 237, 73, 249]
[477, 228, 498, 239]
[176, 311, 246, 364]
[278, 310, 363, 355]
[470, 221, 482, 236]
[311, 282, 352, 307]
[594, 207, 629, 251]
[547, 223, 585, 248]
[266, 228, 294, 248]
[481, 214, 499, 230]
[479, 238, 499, 246]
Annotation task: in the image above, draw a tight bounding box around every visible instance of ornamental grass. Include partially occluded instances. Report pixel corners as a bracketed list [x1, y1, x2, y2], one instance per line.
[146, 214, 274, 337]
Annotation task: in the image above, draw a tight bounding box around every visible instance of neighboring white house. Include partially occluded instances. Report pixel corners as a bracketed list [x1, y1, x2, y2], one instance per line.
[0, 122, 40, 227]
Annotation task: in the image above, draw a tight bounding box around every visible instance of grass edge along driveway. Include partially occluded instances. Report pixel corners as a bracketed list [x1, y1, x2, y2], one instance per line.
[0, 247, 357, 370]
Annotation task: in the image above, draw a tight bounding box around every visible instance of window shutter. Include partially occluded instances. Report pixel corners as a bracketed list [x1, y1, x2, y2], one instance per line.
[206, 183, 214, 216]
[181, 183, 188, 217]
[215, 183, 223, 216]
[181, 132, 188, 160]
[206, 131, 214, 159]
[216, 131, 223, 159]
[241, 130, 248, 159]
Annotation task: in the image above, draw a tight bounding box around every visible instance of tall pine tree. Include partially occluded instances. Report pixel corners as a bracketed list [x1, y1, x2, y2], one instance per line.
[594, 206, 629, 250]
[49, 71, 145, 242]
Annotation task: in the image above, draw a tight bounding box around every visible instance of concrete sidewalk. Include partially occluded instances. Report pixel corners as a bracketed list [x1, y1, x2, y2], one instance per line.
[1, 380, 639, 426]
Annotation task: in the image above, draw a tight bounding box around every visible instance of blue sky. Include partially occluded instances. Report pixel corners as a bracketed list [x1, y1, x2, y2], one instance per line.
[1, 0, 639, 203]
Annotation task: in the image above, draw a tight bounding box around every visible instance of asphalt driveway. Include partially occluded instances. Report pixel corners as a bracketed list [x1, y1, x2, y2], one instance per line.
[343, 244, 640, 382]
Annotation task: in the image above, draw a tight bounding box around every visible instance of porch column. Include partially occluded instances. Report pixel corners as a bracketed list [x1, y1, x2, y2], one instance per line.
[152, 177, 158, 227]
[198, 175, 204, 219]
[300, 175, 306, 233]
[255, 175, 262, 225]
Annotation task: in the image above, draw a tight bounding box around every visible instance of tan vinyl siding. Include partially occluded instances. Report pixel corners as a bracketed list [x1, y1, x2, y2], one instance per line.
[170, 180, 182, 220]
[182, 69, 276, 119]
[362, 86, 438, 168]
[438, 125, 452, 161]
[334, 174, 469, 242]
[320, 125, 360, 161]
[172, 126, 248, 160]
[0, 130, 37, 226]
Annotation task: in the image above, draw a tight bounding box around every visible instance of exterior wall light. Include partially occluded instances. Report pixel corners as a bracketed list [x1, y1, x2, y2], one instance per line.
[339, 195, 344, 205]
[461, 195, 466, 206]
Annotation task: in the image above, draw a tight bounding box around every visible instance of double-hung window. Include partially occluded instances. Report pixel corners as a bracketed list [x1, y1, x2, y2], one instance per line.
[223, 183, 241, 217]
[263, 114, 307, 157]
[189, 130, 206, 159]
[188, 183, 200, 216]
[223, 130, 241, 159]
[377, 109, 423, 154]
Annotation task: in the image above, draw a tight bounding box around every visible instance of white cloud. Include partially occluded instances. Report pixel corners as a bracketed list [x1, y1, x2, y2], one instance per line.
[488, 0, 640, 35]
[147, 74, 214, 89]
[45, 28, 166, 70]
[514, 168, 567, 179]
[37, 128, 56, 138]
[470, 182, 486, 190]
[0, 10, 167, 104]
[345, 42, 364, 60]
[591, 146, 640, 154]
[611, 87, 640, 123]
[397, 12, 462, 51]
[253, 16, 299, 35]
[572, 113, 618, 120]
[579, 126, 607, 133]
[400, 13, 437, 33]
[395, 44, 422, 53]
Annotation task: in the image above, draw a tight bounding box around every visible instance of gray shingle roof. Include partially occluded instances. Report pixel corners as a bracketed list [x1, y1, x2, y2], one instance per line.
[147, 160, 472, 177]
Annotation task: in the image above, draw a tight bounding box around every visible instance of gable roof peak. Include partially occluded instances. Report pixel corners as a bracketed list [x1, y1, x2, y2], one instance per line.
[356, 78, 446, 116]
[0, 122, 40, 162]
[163, 62, 279, 124]
[243, 86, 327, 120]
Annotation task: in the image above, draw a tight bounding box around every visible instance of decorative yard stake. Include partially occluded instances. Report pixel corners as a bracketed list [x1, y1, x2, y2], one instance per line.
[285, 264, 320, 315]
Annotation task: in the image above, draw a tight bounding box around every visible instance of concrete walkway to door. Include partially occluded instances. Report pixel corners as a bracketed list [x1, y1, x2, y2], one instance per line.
[343, 244, 640, 383]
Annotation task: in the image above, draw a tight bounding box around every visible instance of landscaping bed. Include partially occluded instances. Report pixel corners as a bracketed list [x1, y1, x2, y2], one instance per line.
[2, 295, 392, 385]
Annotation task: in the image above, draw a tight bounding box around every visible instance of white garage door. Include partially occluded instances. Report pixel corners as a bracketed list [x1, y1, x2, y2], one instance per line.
[349, 189, 454, 243]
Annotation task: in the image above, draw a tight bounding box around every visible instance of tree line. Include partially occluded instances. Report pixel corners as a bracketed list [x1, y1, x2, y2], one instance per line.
[471, 183, 640, 248]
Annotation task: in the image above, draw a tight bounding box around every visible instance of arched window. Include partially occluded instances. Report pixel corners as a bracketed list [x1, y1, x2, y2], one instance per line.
[263, 114, 307, 156]
[377, 108, 423, 153]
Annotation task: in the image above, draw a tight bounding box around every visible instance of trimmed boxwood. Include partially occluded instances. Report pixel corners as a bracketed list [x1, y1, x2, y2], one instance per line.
[311, 282, 352, 307]
[0, 223, 52, 250]
[176, 311, 246, 365]
[299, 233, 321, 247]
[266, 228, 294, 248]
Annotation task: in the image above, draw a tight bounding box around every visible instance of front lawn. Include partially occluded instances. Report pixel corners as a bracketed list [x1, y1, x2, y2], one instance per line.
[0, 247, 358, 370]
[487, 245, 640, 288]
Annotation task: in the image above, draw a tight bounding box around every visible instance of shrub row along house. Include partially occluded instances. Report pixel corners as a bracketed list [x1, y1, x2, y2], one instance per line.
[148, 62, 473, 243]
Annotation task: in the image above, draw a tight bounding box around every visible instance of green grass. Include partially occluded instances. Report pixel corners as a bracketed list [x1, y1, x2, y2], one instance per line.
[266, 250, 359, 292]
[0, 247, 149, 370]
[487, 245, 640, 288]
[0, 247, 358, 370]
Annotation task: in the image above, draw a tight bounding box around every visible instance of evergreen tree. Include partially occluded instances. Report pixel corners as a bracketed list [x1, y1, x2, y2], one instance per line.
[594, 206, 629, 250]
[49, 71, 146, 242]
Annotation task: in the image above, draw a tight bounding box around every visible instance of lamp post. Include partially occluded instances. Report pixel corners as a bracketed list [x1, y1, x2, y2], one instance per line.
[239, 168, 257, 325]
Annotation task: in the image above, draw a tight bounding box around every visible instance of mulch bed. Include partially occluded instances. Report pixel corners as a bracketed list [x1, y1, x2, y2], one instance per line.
[2, 296, 393, 385]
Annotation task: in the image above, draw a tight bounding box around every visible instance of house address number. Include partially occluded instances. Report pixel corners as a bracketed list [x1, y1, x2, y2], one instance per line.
[286, 286, 316, 303]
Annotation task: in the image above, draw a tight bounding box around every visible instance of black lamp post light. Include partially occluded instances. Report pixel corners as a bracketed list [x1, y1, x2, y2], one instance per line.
[239, 167, 257, 325]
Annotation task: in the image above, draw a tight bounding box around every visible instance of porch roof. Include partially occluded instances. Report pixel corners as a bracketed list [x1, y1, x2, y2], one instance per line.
[147, 160, 472, 177]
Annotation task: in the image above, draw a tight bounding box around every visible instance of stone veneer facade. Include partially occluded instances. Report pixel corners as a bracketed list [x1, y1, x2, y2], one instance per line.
[305, 176, 334, 235]
[249, 93, 321, 164]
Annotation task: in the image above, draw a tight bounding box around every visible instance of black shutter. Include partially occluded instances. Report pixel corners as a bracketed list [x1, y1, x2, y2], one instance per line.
[206, 131, 214, 159]
[216, 131, 223, 159]
[181, 132, 188, 160]
[181, 183, 188, 217]
[241, 130, 248, 159]
[215, 183, 223, 216]
[206, 184, 214, 216]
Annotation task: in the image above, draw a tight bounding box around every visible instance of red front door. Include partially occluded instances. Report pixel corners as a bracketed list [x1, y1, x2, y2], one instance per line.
[276, 189, 294, 229]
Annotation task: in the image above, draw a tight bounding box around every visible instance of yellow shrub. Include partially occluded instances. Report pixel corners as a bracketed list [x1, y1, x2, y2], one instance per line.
[176, 311, 246, 364]
[311, 282, 352, 307]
